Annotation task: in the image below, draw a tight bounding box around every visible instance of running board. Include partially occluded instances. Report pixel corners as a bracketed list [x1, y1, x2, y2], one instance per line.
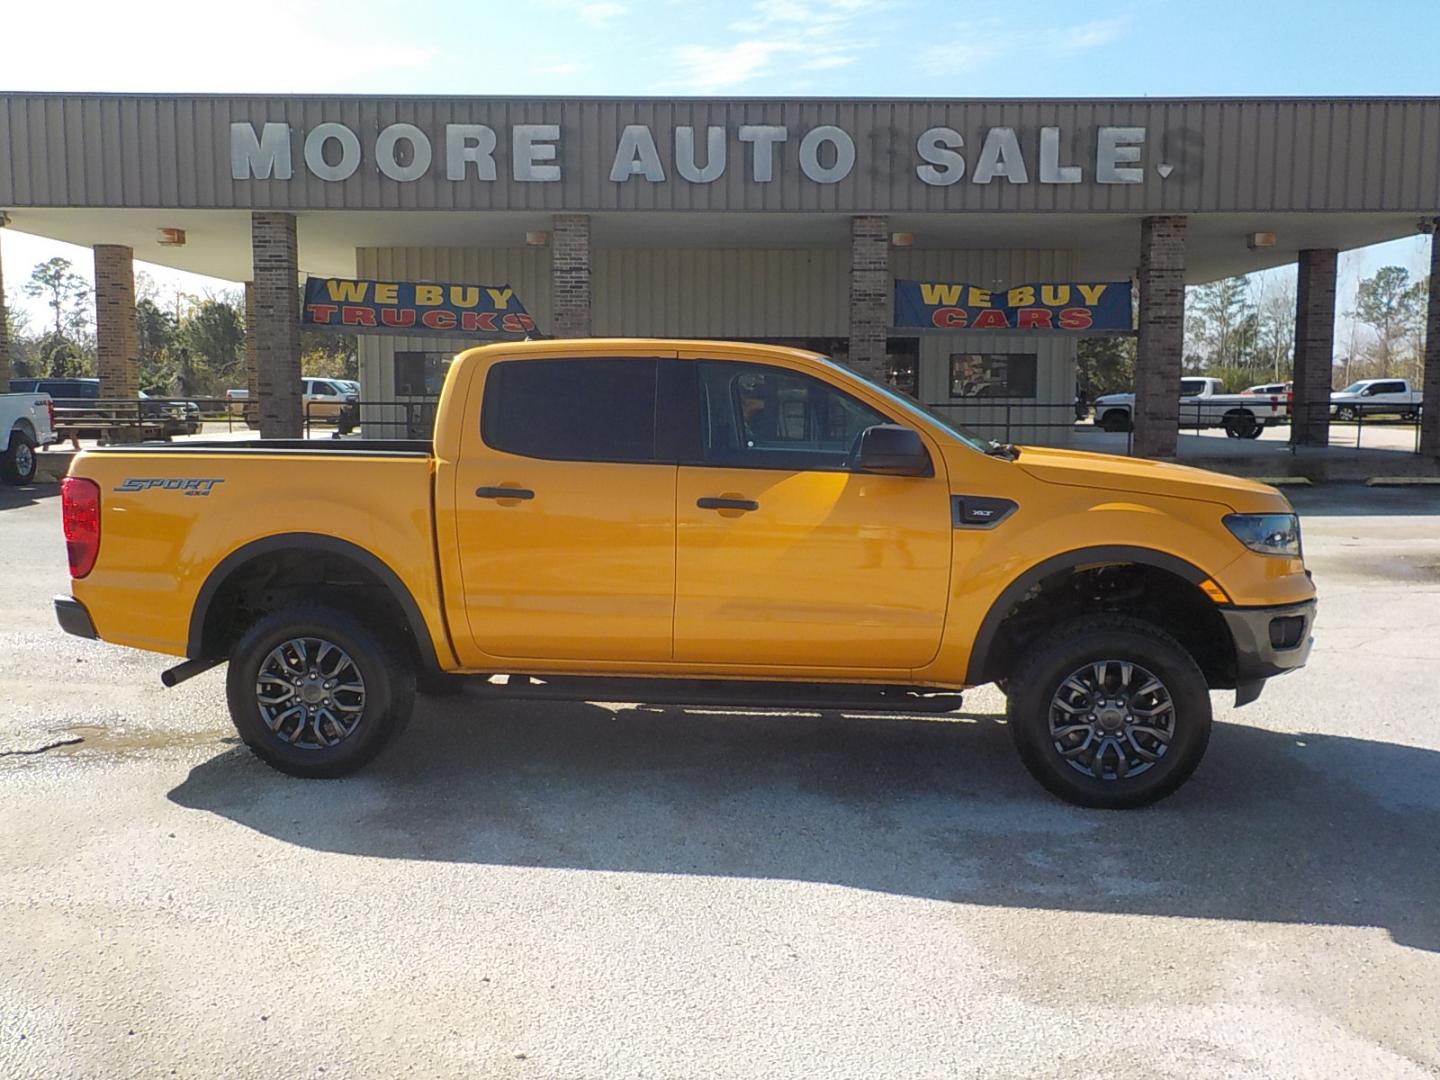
[465, 675, 964, 715]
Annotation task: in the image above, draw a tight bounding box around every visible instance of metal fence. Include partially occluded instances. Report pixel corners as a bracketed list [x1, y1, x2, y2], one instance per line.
[48, 396, 238, 444]
[311, 398, 440, 439]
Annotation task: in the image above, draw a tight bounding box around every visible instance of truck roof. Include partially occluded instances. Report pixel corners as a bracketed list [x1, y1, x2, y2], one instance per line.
[454, 338, 828, 364]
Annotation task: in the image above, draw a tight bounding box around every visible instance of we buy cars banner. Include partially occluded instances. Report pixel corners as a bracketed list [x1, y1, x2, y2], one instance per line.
[893, 280, 1132, 332]
[303, 277, 536, 337]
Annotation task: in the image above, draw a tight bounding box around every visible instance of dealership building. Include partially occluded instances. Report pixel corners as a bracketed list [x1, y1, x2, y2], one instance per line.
[0, 93, 1437, 456]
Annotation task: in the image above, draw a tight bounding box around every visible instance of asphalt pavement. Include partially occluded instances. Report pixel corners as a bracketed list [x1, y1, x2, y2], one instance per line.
[2, 480, 1438, 1079]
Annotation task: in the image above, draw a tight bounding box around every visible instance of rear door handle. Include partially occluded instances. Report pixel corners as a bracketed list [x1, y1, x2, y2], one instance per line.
[697, 497, 759, 512]
[476, 486, 534, 500]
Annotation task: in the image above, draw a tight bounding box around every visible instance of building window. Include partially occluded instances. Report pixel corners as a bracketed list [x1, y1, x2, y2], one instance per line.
[886, 338, 919, 397]
[394, 352, 453, 396]
[482, 358, 660, 463]
[948, 353, 1038, 399]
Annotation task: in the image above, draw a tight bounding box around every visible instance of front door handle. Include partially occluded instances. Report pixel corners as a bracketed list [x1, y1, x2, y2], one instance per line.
[476, 486, 535, 500]
[697, 497, 758, 512]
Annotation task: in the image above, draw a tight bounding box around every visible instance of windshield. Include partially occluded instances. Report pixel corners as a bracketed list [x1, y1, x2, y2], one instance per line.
[1339, 382, 1368, 394]
[815, 356, 995, 453]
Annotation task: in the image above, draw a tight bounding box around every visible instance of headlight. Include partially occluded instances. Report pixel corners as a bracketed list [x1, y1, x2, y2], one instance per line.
[1223, 513, 1302, 557]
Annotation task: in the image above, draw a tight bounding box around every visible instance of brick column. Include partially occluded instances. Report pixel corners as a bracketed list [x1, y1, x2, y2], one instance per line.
[848, 215, 890, 382]
[243, 281, 259, 428]
[250, 213, 302, 438]
[94, 245, 140, 403]
[0, 237, 9, 376]
[1291, 249, 1339, 448]
[552, 214, 591, 338]
[1134, 216, 1188, 458]
[1421, 226, 1440, 459]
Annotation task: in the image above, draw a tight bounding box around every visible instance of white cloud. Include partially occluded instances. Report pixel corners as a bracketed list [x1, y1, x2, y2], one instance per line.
[1, 0, 438, 92]
[576, 2, 627, 24]
[922, 17, 1128, 74]
[675, 41, 793, 92]
[676, 0, 886, 91]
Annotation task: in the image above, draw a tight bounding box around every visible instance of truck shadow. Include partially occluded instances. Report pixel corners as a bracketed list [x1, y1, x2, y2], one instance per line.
[0, 480, 59, 510]
[168, 698, 1440, 952]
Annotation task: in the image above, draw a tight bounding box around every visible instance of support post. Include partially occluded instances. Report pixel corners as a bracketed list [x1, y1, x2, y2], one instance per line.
[93, 244, 139, 401]
[1422, 225, 1440, 459]
[250, 213, 301, 439]
[0, 233, 9, 376]
[1291, 249, 1339, 448]
[848, 215, 890, 382]
[243, 281, 259, 428]
[552, 214, 591, 338]
[1134, 216, 1188, 458]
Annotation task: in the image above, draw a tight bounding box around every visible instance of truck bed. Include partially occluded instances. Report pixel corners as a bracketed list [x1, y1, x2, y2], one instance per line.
[67, 441, 446, 661]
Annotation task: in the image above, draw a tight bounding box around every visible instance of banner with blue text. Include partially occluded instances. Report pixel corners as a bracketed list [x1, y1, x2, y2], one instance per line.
[893, 280, 1132, 332]
[302, 277, 535, 336]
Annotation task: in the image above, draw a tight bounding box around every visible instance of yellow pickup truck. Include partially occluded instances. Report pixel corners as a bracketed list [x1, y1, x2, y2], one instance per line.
[55, 339, 1315, 808]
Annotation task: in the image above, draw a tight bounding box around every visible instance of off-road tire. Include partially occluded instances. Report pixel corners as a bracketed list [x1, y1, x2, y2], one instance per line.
[1, 430, 38, 486]
[1006, 614, 1212, 809]
[226, 602, 415, 778]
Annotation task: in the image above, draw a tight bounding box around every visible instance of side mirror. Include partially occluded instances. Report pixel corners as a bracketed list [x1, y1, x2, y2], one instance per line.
[851, 424, 933, 477]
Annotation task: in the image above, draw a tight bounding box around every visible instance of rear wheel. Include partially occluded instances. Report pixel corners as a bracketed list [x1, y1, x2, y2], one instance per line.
[1223, 411, 1259, 438]
[0, 430, 37, 486]
[1005, 615, 1212, 809]
[1100, 409, 1132, 433]
[226, 603, 414, 777]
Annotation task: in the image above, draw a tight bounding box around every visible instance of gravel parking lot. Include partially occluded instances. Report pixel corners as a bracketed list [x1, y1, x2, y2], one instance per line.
[2, 480, 1438, 1079]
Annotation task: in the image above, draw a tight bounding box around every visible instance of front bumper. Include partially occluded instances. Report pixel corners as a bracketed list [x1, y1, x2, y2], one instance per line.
[1221, 597, 1316, 704]
[54, 595, 98, 640]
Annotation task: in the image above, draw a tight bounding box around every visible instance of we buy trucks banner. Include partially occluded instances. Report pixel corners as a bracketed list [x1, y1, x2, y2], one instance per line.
[302, 277, 536, 337]
[894, 280, 1132, 332]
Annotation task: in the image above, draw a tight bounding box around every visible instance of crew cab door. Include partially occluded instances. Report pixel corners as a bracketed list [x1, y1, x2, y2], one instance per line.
[672, 356, 952, 672]
[451, 354, 678, 663]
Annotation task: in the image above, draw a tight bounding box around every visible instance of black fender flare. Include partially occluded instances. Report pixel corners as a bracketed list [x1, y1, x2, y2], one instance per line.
[186, 532, 443, 673]
[963, 545, 1212, 685]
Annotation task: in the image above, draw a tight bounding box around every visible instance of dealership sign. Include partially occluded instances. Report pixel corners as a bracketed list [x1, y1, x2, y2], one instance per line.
[893, 281, 1133, 331]
[232, 121, 1157, 187]
[302, 277, 535, 336]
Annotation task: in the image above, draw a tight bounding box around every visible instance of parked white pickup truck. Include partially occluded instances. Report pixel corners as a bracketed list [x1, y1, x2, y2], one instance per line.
[1094, 377, 1288, 439]
[1329, 378, 1423, 420]
[0, 391, 57, 485]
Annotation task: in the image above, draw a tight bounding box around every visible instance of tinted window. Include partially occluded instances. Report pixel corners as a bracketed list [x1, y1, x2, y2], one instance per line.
[1180, 379, 1208, 396]
[695, 360, 889, 471]
[482, 358, 659, 463]
[948, 353, 1038, 399]
[1374, 382, 1406, 395]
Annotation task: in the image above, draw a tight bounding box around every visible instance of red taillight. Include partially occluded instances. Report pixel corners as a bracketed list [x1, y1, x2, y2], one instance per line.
[61, 477, 101, 578]
[46, 399, 56, 431]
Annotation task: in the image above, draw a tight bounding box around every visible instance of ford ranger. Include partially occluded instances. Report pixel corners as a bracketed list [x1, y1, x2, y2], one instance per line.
[54, 339, 1316, 808]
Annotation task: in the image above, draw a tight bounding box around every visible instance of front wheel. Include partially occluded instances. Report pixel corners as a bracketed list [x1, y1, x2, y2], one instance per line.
[226, 603, 415, 777]
[1334, 405, 1357, 422]
[0, 431, 37, 486]
[1005, 615, 1212, 809]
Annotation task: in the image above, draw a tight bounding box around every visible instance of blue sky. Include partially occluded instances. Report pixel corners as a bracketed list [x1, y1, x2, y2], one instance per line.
[2, 0, 1436, 324]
